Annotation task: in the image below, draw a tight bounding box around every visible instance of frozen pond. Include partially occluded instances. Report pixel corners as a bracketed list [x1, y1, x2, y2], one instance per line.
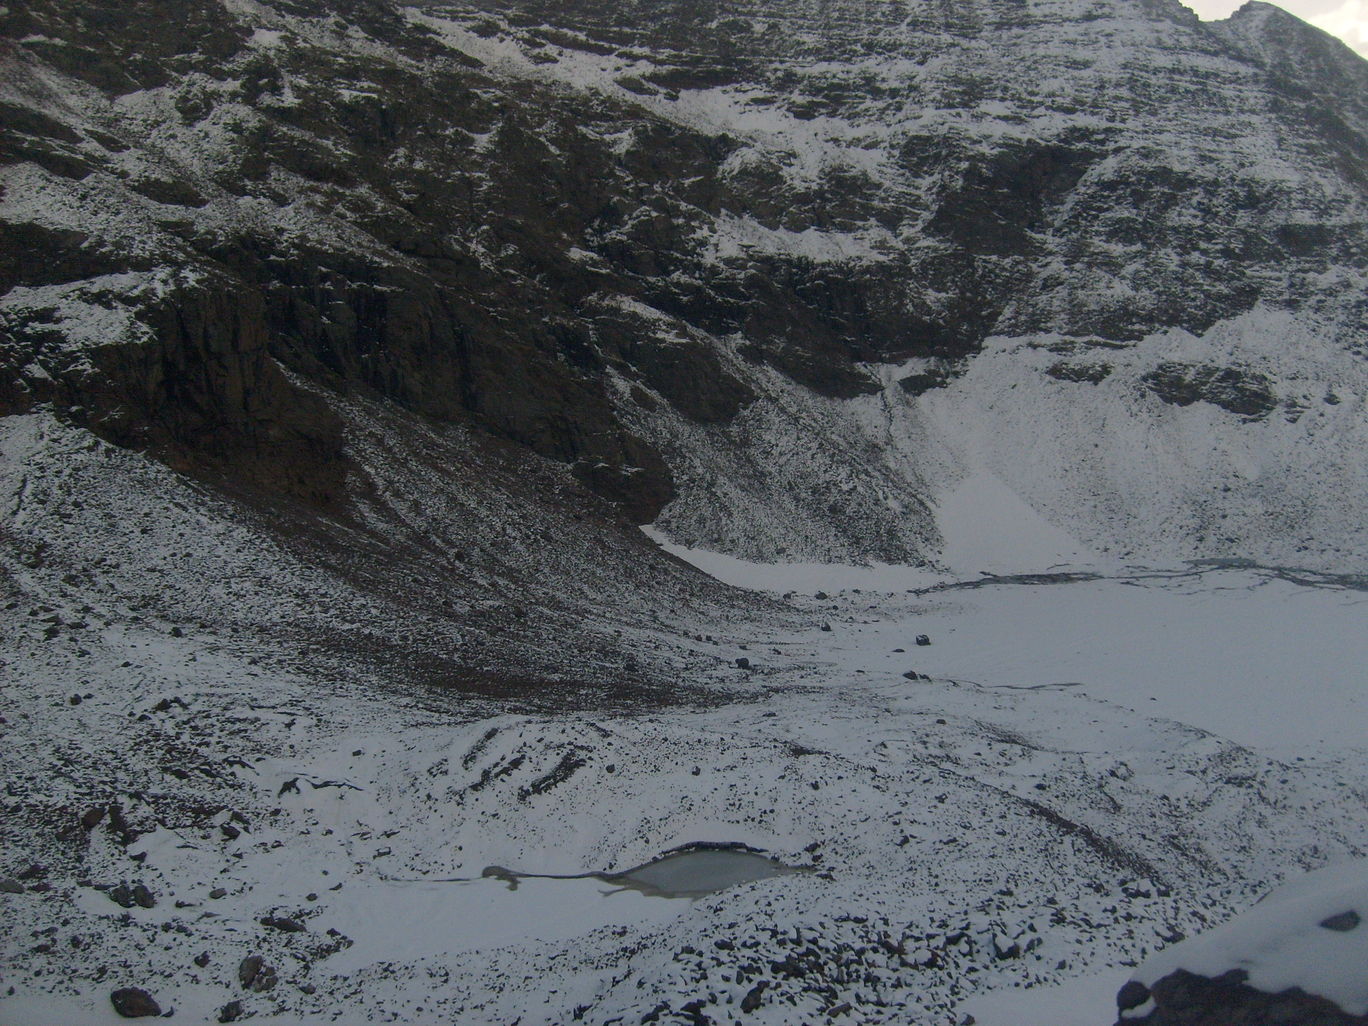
[318, 846, 801, 972]
[604, 845, 800, 897]
[486, 844, 802, 899]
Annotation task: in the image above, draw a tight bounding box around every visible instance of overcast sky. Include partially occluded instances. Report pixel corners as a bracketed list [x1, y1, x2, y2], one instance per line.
[1184, 0, 1368, 55]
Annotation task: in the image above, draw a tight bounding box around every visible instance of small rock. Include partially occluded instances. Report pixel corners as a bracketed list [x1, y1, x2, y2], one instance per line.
[239, 955, 278, 992]
[260, 915, 305, 933]
[218, 999, 243, 1023]
[220, 823, 241, 840]
[81, 806, 107, 830]
[814, 591, 829, 600]
[915, 634, 931, 646]
[741, 982, 767, 1013]
[735, 657, 750, 670]
[131, 883, 155, 908]
[239, 955, 264, 988]
[194, 952, 210, 968]
[110, 987, 161, 1018]
[992, 933, 1021, 959]
[0, 878, 25, 894]
[820, 622, 832, 632]
[17, 864, 46, 881]
[69, 694, 82, 705]
[209, 888, 227, 900]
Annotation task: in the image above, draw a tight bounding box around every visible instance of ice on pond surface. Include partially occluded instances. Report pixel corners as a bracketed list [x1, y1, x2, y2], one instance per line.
[319, 846, 801, 971]
[485, 844, 803, 899]
[604, 846, 800, 898]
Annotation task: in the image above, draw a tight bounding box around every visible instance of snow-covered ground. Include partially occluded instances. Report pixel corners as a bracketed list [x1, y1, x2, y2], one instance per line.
[4, 473, 1366, 1024]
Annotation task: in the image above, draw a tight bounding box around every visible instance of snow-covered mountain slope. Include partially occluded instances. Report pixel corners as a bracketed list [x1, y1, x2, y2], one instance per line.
[0, 404, 785, 716]
[3, 454, 1367, 1023]
[2, 3, 1367, 1023]
[2, 0, 1365, 568]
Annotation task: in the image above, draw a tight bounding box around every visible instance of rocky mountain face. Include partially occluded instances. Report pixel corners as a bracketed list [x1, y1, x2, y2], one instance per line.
[1, 0, 1365, 580]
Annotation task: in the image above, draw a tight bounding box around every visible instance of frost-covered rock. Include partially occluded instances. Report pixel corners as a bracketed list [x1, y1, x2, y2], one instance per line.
[1117, 862, 1368, 1025]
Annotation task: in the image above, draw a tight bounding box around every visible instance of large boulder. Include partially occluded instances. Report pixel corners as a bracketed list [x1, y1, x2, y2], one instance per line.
[1116, 862, 1368, 1025]
[109, 987, 161, 1018]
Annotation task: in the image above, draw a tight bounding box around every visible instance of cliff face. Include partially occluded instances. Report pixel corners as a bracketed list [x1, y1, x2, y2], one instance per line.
[2, 0, 1366, 566]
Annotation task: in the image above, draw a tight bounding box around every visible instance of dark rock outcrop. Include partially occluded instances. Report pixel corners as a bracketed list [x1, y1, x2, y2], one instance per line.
[1115, 968, 1368, 1026]
[1140, 363, 1279, 420]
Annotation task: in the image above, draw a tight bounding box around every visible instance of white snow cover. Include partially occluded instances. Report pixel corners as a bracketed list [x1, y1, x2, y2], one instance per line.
[1133, 861, 1368, 1015]
[2, 412, 1367, 1025]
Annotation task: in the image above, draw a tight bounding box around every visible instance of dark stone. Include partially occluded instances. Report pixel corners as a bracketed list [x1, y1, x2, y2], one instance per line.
[1320, 910, 1361, 932]
[218, 999, 244, 1023]
[915, 634, 931, 646]
[0, 878, 24, 894]
[81, 806, 107, 830]
[220, 823, 241, 840]
[209, 887, 227, 899]
[110, 987, 161, 1018]
[992, 934, 1022, 959]
[820, 622, 832, 632]
[131, 883, 156, 908]
[238, 954, 264, 989]
[741, 982, 766, 1013]
[735, 657, 750, 670]
[194, 951, 211, 968]
[1117, 979, 1151, 1011]
[260, 915, 305, 933]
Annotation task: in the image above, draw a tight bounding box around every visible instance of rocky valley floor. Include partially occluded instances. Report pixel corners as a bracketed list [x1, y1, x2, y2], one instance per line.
[2, 425, 1366, 1024]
